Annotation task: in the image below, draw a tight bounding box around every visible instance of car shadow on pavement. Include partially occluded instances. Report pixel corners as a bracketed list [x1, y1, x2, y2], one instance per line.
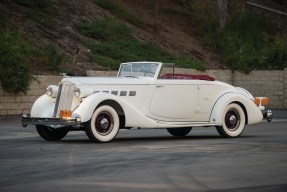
[29, 134, 259, 144]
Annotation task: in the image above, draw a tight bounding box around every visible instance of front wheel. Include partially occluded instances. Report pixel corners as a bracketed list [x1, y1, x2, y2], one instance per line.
[167, 127, 192, 137]
[85, 105, 120, 143]
[216, 103, 246, 138]
[36, 125, 69, 141]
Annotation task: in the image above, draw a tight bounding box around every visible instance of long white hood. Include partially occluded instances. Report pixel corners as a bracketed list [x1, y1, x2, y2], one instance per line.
[61, 76, 154, 86]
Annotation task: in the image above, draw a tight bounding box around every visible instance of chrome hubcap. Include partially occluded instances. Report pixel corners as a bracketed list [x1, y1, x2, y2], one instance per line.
[225, 109, 240, 131]
[229, 115, 237, 126]
[95, 112, 114, 136]
[100, 118, 109, 129]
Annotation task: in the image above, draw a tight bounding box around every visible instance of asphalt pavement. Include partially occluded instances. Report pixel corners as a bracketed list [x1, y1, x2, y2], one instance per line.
[0, 110, 287, 192]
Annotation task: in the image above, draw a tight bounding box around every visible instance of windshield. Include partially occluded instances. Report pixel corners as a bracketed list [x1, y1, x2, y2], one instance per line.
[118, 63, 159, 78]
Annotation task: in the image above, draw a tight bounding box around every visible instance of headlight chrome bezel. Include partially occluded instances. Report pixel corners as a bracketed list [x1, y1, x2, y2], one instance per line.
[74, 87, 81, 97]
[46, 85, 58, 98]
[73, 86, 94, 98]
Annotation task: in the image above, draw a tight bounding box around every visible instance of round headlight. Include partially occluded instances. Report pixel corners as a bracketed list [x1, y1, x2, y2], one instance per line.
[73, 86, 94, 98]
[74, 87, 81, 97]
[46, 87, 53, 96]
[46, 85, 58, 98]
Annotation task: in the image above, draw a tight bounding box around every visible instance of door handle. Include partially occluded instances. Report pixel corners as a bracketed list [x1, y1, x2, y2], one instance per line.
[156, 85, 164, 88]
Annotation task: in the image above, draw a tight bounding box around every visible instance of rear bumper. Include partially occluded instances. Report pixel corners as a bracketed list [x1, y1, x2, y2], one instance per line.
[22, 114, 81, 127]
[263, 109, 272, 122]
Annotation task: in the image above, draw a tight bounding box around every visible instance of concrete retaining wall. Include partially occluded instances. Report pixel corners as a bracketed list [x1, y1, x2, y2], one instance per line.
[0, 68, 286, 115]
[284, 68, 287, 108]
[0, 76, 62, 115]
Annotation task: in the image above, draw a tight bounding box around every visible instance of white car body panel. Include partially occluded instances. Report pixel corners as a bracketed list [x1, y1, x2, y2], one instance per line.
[29, 62, 264, 130]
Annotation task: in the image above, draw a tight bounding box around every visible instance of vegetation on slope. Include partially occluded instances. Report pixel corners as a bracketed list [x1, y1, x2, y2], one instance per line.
[1, 0, 287, 94]
[183, 1, 287, 73]
[93, 0, 145, 27]
[75, 18, 205, 70]
[202, 12, 287, 72]
[0, 26, 64, 94]
[0, 28, 34, 94]
[14, 0, 55, 28]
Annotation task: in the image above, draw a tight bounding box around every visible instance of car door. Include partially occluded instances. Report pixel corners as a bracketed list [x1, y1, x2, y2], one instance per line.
[148, 80, 199, 121]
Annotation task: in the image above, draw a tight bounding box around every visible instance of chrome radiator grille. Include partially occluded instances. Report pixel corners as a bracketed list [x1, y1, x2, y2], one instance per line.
[53, 82, 75, 117]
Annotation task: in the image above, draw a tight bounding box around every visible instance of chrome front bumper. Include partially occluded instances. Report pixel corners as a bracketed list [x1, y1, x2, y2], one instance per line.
[22, 114, 81, 127]
[263, 109, 272, 122]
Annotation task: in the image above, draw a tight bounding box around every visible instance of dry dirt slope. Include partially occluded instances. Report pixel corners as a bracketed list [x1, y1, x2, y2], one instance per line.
[0, 0, 219, 75]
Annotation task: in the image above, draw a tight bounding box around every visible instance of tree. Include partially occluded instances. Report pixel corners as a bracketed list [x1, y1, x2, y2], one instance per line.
[218, 0, 227, 28]
[241, 0, 246, 12]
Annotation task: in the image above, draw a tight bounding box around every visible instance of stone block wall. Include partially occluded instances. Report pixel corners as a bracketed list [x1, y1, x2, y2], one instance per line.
[232, 70, 284, 109]
[86, 70, 117, 77]
[284, 68, 287, 108]
[0, 76, 62, 115]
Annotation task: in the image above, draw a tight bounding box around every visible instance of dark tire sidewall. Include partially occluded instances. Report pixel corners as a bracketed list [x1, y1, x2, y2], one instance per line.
[36, 125, 68, 141]
[167, 127, 192, 137]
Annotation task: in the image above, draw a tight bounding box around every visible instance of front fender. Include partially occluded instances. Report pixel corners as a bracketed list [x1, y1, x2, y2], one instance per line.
[73, 93, 158, 128]
[31, 94, 55, 118]
[73, 93, 112, 122]
[210, 92, 263, 126]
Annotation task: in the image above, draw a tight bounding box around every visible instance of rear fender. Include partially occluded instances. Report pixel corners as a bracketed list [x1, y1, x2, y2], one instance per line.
[210, 92, 263, 126]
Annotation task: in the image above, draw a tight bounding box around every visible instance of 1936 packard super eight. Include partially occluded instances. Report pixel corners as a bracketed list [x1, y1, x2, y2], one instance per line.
[22, 62, 272, 142]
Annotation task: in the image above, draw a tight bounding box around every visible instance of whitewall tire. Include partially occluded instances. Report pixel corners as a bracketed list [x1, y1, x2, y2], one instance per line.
[85, 105, 120, 143]
[216, 103, 246, 138]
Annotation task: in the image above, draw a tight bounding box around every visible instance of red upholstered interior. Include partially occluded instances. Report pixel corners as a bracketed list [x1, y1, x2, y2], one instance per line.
[161, 73, 215, 81]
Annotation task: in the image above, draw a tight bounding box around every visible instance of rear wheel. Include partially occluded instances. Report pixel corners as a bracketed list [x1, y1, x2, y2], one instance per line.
[167, 127, 192, 137]
[216, 103, 246, 138]
[36, 125, 69, 141]
[85, 105, 120, 143]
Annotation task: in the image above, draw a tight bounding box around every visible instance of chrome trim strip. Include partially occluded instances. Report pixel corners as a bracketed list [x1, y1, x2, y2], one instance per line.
[53, 82, 75, 117]
[53, 84, 62, 117]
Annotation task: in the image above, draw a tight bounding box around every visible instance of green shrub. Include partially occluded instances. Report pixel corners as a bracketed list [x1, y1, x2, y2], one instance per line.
[91, 54, 119, 70]
[261, 36, 287, 70]
[0, 28, 34, 94]
[0, 23, 64, 94]
[76, 18, 205, 70]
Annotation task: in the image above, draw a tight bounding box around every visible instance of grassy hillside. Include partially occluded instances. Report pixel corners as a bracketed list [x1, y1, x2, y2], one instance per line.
[0, 0, 286, 94]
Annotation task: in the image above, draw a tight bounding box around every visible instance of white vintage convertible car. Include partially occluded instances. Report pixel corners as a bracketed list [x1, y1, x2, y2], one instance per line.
[22, 62, 272, 142]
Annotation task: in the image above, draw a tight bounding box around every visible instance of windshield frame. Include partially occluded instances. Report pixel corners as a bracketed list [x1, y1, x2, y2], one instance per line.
[117, 62, 162, 79]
